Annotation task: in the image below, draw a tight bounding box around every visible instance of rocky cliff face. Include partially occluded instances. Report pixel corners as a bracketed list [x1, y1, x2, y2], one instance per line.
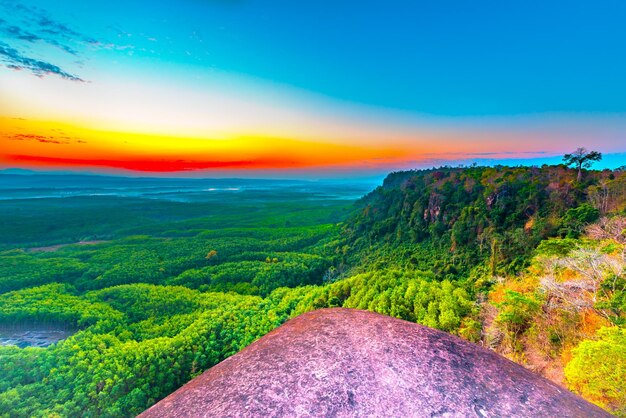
[140, 308, 608, 418]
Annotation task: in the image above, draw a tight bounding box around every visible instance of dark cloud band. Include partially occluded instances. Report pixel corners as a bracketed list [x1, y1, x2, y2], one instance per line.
[0, 2, 98, 81]
[0, 41, 84, 81]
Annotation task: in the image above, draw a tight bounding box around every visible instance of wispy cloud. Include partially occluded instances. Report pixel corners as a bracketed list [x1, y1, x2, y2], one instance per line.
[0, 1, 105, 81]
[5, 132, 86, 145]
[418, 150, 551, 158]
[0, 18, 80, 55]
[0, 41, 83, 81]
[36, 15, 97, 45]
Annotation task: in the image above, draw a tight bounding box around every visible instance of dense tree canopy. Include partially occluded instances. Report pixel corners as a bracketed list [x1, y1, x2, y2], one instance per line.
[1, 165, 625, 416]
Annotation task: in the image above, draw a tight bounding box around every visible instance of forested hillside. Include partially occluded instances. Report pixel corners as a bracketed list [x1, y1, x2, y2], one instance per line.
[345, 165, 624, 276]
[341, 164, 626, 415]
[0, 166, 625, 416]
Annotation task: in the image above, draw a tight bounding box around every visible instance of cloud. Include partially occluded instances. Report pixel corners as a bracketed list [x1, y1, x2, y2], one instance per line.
[0, 2, 102, 81]
[5, 133, 86, 144]
[0, 20, 38, 42]
[1, 1, 161, 80]
[0, 41, 84, 81]
[0, 19, 80, 55]
[419, 150, 550, 158]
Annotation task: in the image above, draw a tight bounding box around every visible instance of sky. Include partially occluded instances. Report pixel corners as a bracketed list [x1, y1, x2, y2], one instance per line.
[0, 0, 625, 177]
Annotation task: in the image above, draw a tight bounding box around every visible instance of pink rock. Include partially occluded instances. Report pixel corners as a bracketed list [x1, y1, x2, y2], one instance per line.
[140, 308, 609, 417]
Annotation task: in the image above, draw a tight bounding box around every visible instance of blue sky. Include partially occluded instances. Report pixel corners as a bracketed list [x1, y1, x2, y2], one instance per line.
[0, 0, 625, 175]
[5, 0, 626, 115]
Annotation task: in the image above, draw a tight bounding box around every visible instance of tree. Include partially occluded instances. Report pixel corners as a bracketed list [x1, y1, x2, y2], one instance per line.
[560, 204, 600, 238]
[563, 148, 602, 182]
[564, 327, 626, 415]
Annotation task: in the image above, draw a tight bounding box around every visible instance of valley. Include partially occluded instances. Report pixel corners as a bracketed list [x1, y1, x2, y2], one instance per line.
[0, 166, 625, 416]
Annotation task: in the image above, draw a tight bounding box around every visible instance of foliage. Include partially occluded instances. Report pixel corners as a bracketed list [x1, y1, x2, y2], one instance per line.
[487, 221, 626, 415]
[290, 270, 477, 333]
[0, 285, 273, 417]
[1, 166, 625, 416]
[535, 238, 580, 257]
[564, 327, 626, 416]
[495, 290, 541, 339]
[560, 204, 600, 238]
[0, 284, 123, 328]
[344, 165, 596, 278]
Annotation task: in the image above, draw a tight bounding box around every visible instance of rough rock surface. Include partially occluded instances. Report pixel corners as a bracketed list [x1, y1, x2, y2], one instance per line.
[140, 308, 609, 417]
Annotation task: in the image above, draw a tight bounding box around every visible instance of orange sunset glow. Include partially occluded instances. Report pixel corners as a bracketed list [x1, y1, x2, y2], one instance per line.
[0, 117, 409, 172]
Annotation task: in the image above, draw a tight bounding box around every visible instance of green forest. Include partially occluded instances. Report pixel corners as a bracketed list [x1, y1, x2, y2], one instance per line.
[1, 164, 626, 417]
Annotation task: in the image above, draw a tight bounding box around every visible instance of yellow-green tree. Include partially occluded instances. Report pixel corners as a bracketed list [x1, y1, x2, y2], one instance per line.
[565, 326, 626, 416]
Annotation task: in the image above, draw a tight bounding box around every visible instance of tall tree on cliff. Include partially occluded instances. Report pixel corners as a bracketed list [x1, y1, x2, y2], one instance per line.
[563, 148, 602, 182]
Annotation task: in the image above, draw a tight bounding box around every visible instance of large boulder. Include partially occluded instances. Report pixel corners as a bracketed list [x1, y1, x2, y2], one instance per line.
[140, 308, 608, 417]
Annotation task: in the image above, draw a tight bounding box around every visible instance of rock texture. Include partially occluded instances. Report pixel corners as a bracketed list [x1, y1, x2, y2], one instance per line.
[140, 308, 609, 417]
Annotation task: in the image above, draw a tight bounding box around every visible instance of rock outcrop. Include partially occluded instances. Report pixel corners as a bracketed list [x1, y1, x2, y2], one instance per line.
[140, 308, 609, 417]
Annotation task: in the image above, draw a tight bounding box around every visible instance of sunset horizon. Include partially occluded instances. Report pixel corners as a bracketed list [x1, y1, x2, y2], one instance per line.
[2, 1, 624, 175]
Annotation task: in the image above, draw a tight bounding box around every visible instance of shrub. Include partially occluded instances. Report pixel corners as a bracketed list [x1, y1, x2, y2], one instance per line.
[565, 326, 626, 416]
